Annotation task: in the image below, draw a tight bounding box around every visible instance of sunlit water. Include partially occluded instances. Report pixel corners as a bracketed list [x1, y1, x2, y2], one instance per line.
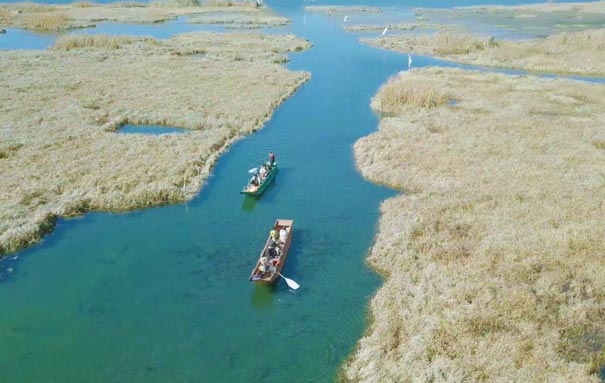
[1, 0, 604, 381]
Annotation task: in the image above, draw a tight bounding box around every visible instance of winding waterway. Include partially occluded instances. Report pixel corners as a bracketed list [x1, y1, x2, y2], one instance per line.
[1, 0, 604, 381]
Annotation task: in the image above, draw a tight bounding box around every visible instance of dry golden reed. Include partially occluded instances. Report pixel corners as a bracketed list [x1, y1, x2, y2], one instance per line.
[371, 76, 450, 112]
[0, 32, 310, 256]
[364, 28, 605, 75]
[21, 12, 69, 31]
[345, 67, 605, 382]
[52, 34, 145, 50]
[1, 0, 272, 31]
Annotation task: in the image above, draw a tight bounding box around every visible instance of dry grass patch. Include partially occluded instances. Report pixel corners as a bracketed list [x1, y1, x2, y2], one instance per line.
[371, 75, 450, 112]
[52, 34, 148, 50]
[0, 31, 310, 256]
[414, 1, 605, 37]
[305, 5, 383, 15]
[365, 28, 605, 76]
[187, 12, 289, 27]
[0, 1, 278, 31]
[345, 67, 605, 382]
[72, 1, 94, 8]
[20, 12, 69, 31]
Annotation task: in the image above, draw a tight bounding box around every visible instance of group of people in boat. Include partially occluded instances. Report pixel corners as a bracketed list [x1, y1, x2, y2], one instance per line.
[257, 226, 288, 275]
[248, 152, 276, 187]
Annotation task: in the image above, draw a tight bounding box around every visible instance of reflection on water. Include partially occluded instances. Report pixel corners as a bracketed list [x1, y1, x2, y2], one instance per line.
[251, 283, 276, 308]
[241, 196, 258, 212]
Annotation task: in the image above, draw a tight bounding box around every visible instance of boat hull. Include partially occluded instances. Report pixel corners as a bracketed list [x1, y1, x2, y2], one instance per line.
[249, 219, 294, 285]
[240, 162, 278, 196]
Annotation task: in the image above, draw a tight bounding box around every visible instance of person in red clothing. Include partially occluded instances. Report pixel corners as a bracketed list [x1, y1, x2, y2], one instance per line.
[268, 151, 276, 166]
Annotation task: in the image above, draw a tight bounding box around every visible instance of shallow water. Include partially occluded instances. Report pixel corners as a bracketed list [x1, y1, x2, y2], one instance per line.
[119, 124, 187, 135]
[1, 0, 604, 381]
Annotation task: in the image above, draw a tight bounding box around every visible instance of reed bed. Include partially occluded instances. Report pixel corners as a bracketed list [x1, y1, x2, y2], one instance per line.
[414, 1, 605, 37]
[52, 34, 147, 50]
[371, 76, 450, 112]
[72, 1, 94, 8]
[0, 1, 274, 31]
[20, 12, 69, 31]
[365, 28, 605, 76]
[0, 32, 310, 256]
[345, 67, 605, 382]
[187, 13, 289, 27]
[305, 5, 383, 15]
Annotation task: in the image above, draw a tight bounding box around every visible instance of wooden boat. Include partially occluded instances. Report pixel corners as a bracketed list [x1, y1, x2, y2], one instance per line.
[249, 219, 294, 284]
[240, 162, 278, 196]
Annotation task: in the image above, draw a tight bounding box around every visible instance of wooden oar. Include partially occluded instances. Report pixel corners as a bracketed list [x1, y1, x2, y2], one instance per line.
[278, 273, 300, 290]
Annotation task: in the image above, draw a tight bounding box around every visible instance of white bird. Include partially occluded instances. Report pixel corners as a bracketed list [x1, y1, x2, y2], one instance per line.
[382, 27, 388, 36]
[408, 54, 412, 68]
[343, 15, 348, 22]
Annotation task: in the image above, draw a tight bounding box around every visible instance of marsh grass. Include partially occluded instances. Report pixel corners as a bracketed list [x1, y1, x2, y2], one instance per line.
[201, 0, 257, 6]
[6, 2, 55, 13]
[187, 12, 289, 27]
[152, 0, 201, 7]
[371, 74, 450, 112]
[72, 1, 94, 7]
[52, 34, 146, 50]
[416, 1, 605, 37]
[0, 32, 310, 256]
[1, 1, 270, 31]
[347, 67, 605, 382]
[366, 29, 605, 75]
[21, 12, 69, 31]
[305, 5, 383, 15]
[364, 24, 605, 75]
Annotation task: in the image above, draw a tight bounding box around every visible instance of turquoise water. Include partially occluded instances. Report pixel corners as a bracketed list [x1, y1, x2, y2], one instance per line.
[1, 0, 604, 382]
[119, 124, 187, 135]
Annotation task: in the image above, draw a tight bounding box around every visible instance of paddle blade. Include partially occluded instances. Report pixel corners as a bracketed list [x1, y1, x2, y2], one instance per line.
[248, 168, 258, 174]
[279, 273, 300, 290]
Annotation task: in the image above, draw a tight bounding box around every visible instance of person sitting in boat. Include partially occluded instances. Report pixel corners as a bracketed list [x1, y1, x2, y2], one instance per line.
[270, 229, 279, 242]
[259, 164, 268, 179]
[249, 173, 259, 187]
[279, 227, 287, 244]
[258, 256, 274, 274]
[267, 235, 279, 259]
[268, 151, 275, 167]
